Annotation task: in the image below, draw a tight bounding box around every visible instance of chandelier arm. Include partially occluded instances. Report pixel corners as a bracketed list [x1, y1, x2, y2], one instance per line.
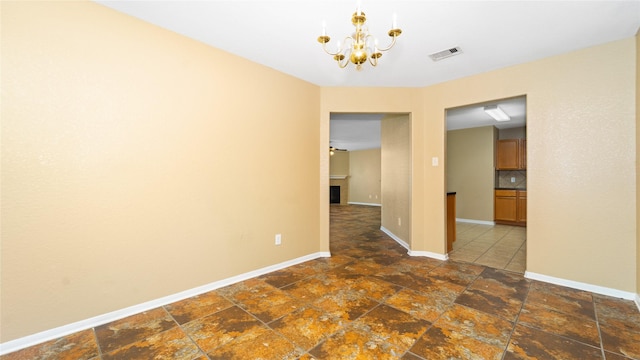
[337, 56, 350, 68]
[323, 36, 357, 57]
[321, 42, 340, 56]
[338, 46, 353, 68]
[375, 35, 398, 52]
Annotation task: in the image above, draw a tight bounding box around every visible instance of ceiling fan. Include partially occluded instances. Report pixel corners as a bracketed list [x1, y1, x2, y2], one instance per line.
[329, 146, 347, 156]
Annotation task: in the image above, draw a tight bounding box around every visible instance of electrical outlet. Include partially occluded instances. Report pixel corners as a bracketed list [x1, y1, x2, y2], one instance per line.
[511, 177, 516, 183]
[275, 234, 282, 245]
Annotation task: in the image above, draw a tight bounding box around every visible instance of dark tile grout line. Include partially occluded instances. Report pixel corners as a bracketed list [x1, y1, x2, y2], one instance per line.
[280, 255, 456, 359]
[512, 281, 617, 358]
[92, 328, 103, 360]
[500, 274, 533, 360]
[396, 261, 486, 360]
[592, 295, 608, 360]
[167, 303, 211, 359]
[504, 239, 527, 269]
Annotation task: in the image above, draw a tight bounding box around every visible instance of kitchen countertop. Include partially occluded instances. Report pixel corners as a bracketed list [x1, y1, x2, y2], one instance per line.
[495, 188, 526, 190]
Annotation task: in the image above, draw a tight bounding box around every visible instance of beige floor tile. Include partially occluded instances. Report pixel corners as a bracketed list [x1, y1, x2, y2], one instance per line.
[450, 222, 526, 273]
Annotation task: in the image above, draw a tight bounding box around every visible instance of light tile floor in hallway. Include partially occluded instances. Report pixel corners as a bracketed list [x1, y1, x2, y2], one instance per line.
[2, 205, 639, 359]
[449, 222, 527, 273]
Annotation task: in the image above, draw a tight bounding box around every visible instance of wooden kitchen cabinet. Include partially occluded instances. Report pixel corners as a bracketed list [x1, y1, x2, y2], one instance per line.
[519, 139, 526, 169]
[496, 139, 526, 170]
[495, 190, 517, 222]
[447, 192, 456, 252]
[517, 190, 527, 224]
[495, 189, 526, 226]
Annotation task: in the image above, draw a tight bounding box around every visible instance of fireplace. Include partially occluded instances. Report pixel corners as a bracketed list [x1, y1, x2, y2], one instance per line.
[329, 175, 348, 205]
[330, 186, 341, 204]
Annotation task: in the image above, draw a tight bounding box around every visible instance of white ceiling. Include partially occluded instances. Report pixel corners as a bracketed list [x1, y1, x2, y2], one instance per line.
[446, 96, 526, 131]
[95, 0, 639, 88]
[95, 1, 638, 149]
[330, 114, 384, 151]
[330, 96, 526, 151]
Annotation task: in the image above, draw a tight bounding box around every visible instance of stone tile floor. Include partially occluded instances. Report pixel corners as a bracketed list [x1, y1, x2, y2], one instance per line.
[2, 205, 639, 359]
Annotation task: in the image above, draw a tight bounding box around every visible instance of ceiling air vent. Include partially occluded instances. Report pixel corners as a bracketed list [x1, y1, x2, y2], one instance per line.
[429, 46, 463, 62]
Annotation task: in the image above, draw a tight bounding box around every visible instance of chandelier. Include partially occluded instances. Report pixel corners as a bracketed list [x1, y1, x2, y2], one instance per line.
[317, 6, 402, 70]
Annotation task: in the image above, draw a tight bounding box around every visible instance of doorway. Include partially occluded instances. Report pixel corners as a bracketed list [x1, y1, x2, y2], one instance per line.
[329, 113, 412, 250]
[445, 96, 527, 272]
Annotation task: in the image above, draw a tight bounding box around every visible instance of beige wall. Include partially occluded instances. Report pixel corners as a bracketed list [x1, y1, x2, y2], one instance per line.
[1, 1, 320, 341]
[420, 38, 637, 292]
[381, 115, 411, 242]
[349, 149, 381, 205]
[329, 151, 349, 176]
[446, 126, 496, 222]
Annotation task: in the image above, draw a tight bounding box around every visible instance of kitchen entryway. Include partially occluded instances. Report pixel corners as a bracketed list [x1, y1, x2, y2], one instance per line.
[448, 222, 526, 273]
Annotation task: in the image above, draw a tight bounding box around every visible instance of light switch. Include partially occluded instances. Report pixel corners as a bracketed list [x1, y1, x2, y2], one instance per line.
[432, 157, 439, 166]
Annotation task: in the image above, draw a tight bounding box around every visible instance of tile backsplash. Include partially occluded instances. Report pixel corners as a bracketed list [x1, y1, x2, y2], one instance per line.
[496, 170, 527, 189]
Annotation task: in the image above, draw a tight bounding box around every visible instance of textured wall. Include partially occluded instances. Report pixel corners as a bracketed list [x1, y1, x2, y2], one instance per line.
[1, 1, 320, 341]
[447, 126, 496, 221]
[329, 151, 349, 176]
[423, 38, 636, 292]
[348, 149, 381, 205]
[381, 115, 411, 242]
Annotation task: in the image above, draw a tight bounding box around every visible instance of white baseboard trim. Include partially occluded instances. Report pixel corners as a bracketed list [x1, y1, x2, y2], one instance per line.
[525, 271, 637, 301]
[456, 218, 495, 226]
[380, 226, 409, 250]
[407, 250, 449, 261]
[380, 226, 448, 261]
[348, 202, 382, 207]
[0, 251, 331, 356]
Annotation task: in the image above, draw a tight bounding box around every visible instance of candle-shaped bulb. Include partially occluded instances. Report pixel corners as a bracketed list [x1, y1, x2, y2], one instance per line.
[392, 13, 397, 28]
[322, 20, 326, 36]
[357, 0, 361, 15]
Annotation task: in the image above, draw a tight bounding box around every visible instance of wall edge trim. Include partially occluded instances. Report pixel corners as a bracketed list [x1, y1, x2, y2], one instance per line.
[348, 202, 382, 207]
[524, 271, 637, 301]
[0, 251, 331, 356]
[407, 250, 449, 261]
[380, 226, 448, 261]
[635, 294, 640, 312]
[456, 218, 495, 225]
[380, 226, 409, 249]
